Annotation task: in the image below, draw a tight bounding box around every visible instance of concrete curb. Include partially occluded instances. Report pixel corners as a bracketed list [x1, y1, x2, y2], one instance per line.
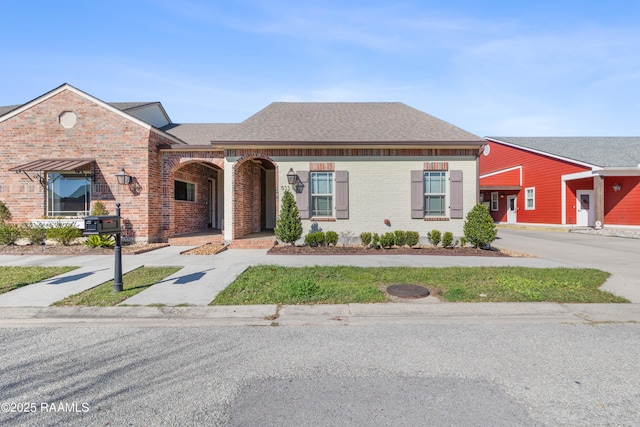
[1, 303, 638, 327]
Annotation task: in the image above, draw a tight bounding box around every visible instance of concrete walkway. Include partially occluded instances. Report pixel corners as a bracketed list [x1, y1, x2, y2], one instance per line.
[0, 227, 638, 308]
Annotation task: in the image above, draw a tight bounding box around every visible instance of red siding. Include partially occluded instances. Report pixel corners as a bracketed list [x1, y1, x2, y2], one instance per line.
[480, 168, 520, 187]
[480, 140, 590, 224]
[604, 176, 640, 226]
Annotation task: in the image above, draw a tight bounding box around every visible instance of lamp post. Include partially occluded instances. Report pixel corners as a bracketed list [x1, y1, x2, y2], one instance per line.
[113, 203, 123, 293]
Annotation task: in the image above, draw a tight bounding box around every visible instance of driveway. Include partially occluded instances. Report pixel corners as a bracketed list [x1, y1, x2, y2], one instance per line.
[493, 228, 640, 303]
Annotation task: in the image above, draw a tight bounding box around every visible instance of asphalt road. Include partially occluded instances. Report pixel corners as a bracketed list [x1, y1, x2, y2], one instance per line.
[1, 322, 639, 426]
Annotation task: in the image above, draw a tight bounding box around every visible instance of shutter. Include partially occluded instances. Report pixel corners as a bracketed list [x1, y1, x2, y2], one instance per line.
[296, 171, 310, 219]
[450, 170, 463, 219]
[335, 171, 349, 219]
[411, 170, 424, 219]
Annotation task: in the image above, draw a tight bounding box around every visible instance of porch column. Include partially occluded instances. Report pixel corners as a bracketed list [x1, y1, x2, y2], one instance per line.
[594, 175, 605, 226]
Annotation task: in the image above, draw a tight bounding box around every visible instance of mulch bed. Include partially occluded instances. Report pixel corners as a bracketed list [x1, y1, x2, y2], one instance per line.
[268, 245, 510, 256]
[0, 243, 169, 256]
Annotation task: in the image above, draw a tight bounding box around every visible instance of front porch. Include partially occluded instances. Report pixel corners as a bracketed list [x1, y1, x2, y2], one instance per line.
[167, 229, 277, 249]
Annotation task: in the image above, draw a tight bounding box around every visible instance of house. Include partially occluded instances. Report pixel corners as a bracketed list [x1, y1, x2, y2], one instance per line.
[479, 137, 640, 228]
[0, 83, 486, 245]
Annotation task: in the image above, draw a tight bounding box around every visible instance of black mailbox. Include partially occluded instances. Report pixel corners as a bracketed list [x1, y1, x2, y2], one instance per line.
[84, 215, 121, 235]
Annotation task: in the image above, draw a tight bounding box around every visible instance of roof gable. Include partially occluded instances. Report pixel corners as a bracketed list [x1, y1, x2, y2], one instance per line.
[487, 137, 640, 168]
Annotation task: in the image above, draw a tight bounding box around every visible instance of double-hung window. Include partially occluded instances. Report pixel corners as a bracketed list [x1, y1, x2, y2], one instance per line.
[311, 172, 333, 217]
[47, 172, 91, 217]
[525, 187, 535, 210]
[424, 171, 446, 216]
[491, 192, 499, 211]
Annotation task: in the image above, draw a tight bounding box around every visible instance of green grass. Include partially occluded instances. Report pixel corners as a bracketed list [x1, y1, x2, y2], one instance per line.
[211, 265, 626, 305]
[0, 266, 78, 295]
[53, 266, 182, 306]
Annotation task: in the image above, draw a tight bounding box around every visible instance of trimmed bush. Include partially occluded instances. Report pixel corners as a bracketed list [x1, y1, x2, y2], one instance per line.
[46, 222, 82, 246]
[360, 232, 372, 247]
[442, 231, 454, 248]
[21, 223, 48, 245]
[459, 236, 468, 247]
[304, 231, 325, 247]
[0, 223, 21, 245]
[393, 230, 407, 247]
[427, 229, 442, 246]
[379, 232, 395, 249]
[463, 203, 498, 248]
[274, 188, 303, 246]
[371, 233, 380, 249]
[405, 231, 420, 247]
[325, 231, 339, 247]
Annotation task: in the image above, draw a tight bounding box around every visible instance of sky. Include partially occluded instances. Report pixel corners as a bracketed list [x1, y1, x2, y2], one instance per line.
[1, 0, 639, 137]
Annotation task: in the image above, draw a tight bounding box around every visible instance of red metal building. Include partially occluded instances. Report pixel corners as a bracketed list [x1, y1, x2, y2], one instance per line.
[479, 137, 640, 228]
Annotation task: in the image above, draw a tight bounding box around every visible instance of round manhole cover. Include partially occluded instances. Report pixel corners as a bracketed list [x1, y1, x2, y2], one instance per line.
[386, 284, 430, 298]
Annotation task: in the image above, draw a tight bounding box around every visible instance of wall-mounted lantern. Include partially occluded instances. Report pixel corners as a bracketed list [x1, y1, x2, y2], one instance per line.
[612, 183, 622, 192]
[115, 167, 132, 185]
[286, 168, 297, 185]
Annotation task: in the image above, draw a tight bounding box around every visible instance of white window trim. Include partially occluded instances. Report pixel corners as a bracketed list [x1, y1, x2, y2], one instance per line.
[310, 171, 334, 217]
[491, 192, 499, 211]
[423, 171, 447, 217]
[175, 179, 196, 202]
[525, 187, 535, 210]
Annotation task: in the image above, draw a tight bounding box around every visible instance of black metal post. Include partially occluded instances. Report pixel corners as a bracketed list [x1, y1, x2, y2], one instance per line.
[113, 203, 123, 293]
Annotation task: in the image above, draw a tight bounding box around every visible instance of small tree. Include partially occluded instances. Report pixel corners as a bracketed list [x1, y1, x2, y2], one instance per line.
[274, 188, 303, 246]
[463, 203, 497, 249]
[0, 201, 11, 223]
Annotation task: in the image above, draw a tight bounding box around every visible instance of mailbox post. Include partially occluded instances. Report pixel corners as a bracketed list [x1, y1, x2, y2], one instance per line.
[83, 204, 123, 292]
[113, 203, 123, 292]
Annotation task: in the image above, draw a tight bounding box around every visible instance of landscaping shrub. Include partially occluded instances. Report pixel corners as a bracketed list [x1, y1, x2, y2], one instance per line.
[379, 232, 395, 249]
[0, 201, 11, 223]
[304, 231, 325, 247]
[85, 234, 115, 248]
[274, 188, 303, 246]
[360, 232, 372, 247]
[46, 222, 82, 246]
[371, 233, 380, 249]
[393, 230, 407, 247]
[325, 231, 339, 247]
[442, 231, 454, 248]
[405, 231, 420, 247]
[0, 223, 21, 245]
[90, 201, 109, 216]
[463, 203, 498, 248]
[427, 229, 442, 246]
[459, 236, 468, 247]
[20, 223, 48, 245]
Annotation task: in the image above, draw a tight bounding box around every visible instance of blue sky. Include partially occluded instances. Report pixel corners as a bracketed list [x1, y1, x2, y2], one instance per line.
[2, 1, 639, 136]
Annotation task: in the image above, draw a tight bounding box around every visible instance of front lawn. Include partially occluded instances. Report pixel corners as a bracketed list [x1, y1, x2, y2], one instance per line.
[53, 266, 181, 306]
[211, 265, 625, 305]
[0, 266, 78, 295]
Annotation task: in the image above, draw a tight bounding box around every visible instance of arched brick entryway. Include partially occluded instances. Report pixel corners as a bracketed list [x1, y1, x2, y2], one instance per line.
[232, 155, 278, 240]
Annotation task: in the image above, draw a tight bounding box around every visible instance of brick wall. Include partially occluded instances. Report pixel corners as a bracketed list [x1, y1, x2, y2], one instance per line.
[171, 162, 218, 235]
[0, 88, 170, 242]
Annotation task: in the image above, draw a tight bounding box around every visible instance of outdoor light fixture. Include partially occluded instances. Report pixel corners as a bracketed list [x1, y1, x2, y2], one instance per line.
[115, 167, 132, 185]
[613, 183, 622, 192]
[286, 168, 297, 185]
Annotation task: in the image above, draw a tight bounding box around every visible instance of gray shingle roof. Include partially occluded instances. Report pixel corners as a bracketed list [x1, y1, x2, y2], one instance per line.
[213, 102, 484, 143]
[164, 123, 240, 146]
[488, 137, 640, 168]
[0, 105, 20, 116]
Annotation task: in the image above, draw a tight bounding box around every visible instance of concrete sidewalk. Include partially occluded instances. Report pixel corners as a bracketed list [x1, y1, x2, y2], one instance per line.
[0, 245, 567, 307]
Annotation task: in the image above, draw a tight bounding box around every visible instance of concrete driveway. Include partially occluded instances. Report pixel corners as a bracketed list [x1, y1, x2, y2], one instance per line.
[493, 228, 640, 303]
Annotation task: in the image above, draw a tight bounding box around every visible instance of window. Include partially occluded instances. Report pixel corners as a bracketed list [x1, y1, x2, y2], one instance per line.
[311, 172, 333, 217]
[491, 192, 499, 211]
[175, 180, 196, 202]
[424, 172, 446, 216]
[47, 172, 91, 217]
[525, 187, 535, 210]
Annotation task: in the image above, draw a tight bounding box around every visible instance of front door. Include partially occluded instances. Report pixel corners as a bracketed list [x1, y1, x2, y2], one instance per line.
[576, 190, 594, 226]
[506, 195, 517, 223]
